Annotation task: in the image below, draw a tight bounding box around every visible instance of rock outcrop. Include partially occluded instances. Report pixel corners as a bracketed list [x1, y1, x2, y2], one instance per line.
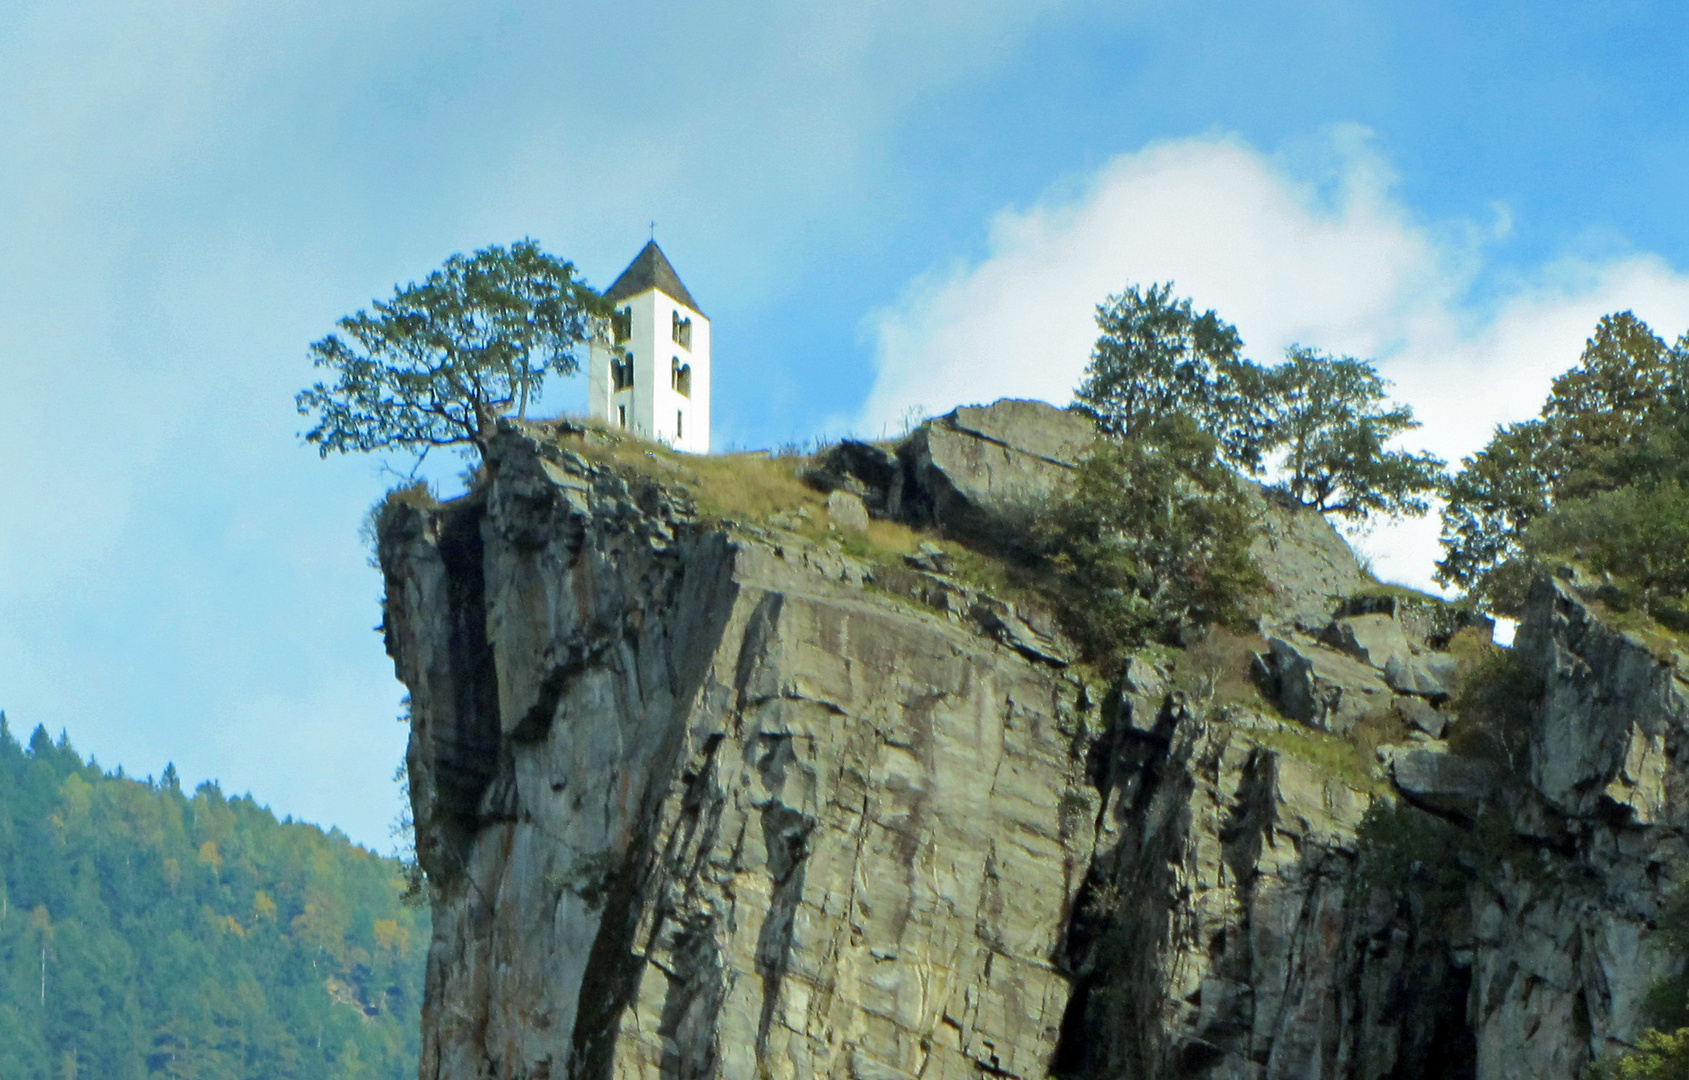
[381, 401, 1689, 1080]
[384, 416, 1099, 1080]
[1055, 572, 1689, 1080]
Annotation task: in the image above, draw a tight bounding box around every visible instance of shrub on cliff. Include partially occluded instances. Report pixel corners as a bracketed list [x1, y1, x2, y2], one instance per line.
[1438, 311, 1689, 613]
[1593, 1028, 1689, 1080]
[1038, 417, 1264, 658]
[1523, 481, 1689, 600]
[297, 240, 609, 461]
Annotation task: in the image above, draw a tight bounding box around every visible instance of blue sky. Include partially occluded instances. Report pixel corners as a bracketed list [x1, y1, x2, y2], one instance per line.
[4, 0, 1689, 846]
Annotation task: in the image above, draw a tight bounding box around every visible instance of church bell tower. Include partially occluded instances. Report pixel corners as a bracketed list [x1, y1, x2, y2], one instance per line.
[589, 241, 711, 453]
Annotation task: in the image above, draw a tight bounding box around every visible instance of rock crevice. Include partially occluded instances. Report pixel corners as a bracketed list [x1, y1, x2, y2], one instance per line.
[381, 403, 1689, 1080]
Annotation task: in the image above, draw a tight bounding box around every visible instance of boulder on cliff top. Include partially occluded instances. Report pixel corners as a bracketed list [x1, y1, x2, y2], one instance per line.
[1387, 745, 1497, 816]
[1323, 613, 1415, 671]
[1246, 488, 1373, 632]
[872, 399, 1373, 628]
[947, 398, 1098, 464]
[1394, 694, 1452, 738]
[801, 439, 901, 516]
[896, 398, 1095, 553]
[1268, 636, 1394, 734]
[825, 489, 870, 532]
[1384, 650, 1459, 698]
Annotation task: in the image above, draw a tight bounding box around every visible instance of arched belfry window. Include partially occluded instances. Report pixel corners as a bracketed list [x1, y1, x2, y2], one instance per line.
[612, 355, 634, 391]
[672, 311, 692, 349]
[671, 358, 692, 398]
[613, 307, 633, 343]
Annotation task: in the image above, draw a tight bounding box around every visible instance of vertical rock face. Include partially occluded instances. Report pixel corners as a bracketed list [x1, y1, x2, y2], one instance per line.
[1055, 574, 1689, 1080]
[382, 404, 1689, 1080]
[1462, 576, 1689, 1078]
[382, 419, 1098, 1080]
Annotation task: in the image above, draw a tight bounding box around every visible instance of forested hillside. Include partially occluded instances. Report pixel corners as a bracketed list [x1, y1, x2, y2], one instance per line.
[0, 717, 425, 1079]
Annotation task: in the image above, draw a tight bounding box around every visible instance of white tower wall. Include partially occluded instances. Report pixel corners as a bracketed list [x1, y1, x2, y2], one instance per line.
[587, 244, 711, 453]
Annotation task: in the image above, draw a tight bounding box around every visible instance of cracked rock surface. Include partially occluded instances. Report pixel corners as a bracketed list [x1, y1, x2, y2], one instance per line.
[383, 421, 1096, 1080]
[381, 409, 1689, 1080]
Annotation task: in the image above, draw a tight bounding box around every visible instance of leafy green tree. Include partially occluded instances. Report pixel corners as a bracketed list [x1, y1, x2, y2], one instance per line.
[1437, 312, 1689, 610]
[1073, 283, 1268, 470]
[297, 240, 608, 460]
[1072, 285, 1443, 522]
[1541, 311, 1679, 495]
[1433, 420, 1553, 608]
[1038, 418, 1264, 658]
[1591, 1028, 1689, 1080]
[1257, 347, 1445, 521]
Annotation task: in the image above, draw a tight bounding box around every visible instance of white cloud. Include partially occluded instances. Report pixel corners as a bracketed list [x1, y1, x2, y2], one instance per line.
[862, 130, 1689, 592]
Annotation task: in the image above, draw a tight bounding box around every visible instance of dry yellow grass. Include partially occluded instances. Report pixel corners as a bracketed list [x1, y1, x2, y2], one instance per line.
[557, 422, 934, 567]
[1169, 626, 1272, 711]
[564, 423, 818, 517]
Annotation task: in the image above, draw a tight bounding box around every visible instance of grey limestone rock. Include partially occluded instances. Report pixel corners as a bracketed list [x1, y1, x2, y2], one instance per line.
[1323, 612, 1414, 671]
[1115, 654, 1171, 734]
[381, 409, 1689, 1080]
[1387, 745, 1497, 815]
[383, 419, 1096, 1080]
[802, 439, 901, 517]
[947, 399, 1097, 465]
[1514, 576, 1688, 824]
[1384, 650, 1460, 698]
[896, 399, 1094, 552]
[1446, 574, 1689, 1072]
[1394, 694, 1452, 738]
[1247, 490, 1373, 633]
[824, 489, 870, 532]
[968, 595, 1071, 668]
[901, 541, 952, 575]
[1268, 636, 1394, 734]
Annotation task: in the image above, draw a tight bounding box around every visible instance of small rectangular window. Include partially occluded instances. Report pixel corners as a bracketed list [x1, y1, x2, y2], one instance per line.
[618, 405, 627, 428]
[677, 410, 683, 439]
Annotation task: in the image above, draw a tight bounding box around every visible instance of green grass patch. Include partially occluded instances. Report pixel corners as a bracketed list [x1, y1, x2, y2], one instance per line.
[1250, 719, 1391, 796]
[1350, 581, 1446, 604]
[566, 424, 827, 523]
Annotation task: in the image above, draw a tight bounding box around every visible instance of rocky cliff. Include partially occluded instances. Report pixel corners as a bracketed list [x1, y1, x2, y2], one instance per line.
[379, 400, 1689, 1080]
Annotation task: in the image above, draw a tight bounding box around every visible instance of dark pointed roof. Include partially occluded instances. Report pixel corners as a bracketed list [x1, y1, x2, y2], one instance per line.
[603, 241, 701, 314]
